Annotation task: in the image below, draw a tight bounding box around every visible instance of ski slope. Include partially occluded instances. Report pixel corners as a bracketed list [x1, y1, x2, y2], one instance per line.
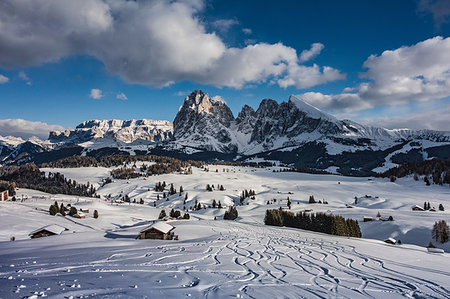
[0, 164, 449, 298]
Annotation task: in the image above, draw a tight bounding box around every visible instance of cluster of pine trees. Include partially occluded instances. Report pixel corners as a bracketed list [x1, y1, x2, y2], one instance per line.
[423, 202, 445, 211]
[211, 199, 223, 208]
[264, 209, 361, 238]
[0, 164, 97, 197]
[224, 206, 238, 220]
[432, 220, 449, 244]
[379, 158, 450, 185]
[158, 209, 190, 219]
[206, 184, 225, 192]
[42, 154, 204, 169]
[308, 195, 328, 204]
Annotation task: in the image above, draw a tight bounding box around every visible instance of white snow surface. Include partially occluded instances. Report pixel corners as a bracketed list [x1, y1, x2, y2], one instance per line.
[1, 165, 449, 298]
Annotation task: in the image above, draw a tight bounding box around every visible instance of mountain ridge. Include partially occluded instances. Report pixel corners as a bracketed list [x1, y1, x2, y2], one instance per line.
[1, 90, 449, 175]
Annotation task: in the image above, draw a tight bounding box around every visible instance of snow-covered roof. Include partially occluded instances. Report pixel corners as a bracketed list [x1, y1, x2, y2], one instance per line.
[29, 224, 66, 236]
[140, 222, 174, 234]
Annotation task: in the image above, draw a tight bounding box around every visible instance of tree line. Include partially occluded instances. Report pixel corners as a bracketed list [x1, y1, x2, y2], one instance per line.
[264, 209, 361, 238]
[0, 164, 97, 197]
[41, 154, 204, 169]
[378, 158, 450, 185]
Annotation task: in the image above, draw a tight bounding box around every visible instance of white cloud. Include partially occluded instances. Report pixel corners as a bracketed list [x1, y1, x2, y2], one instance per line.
[0, 74, 9, 84]
[418, 0, 450, 27]
[299, 43, 324, 62]
[18, 71, 31, 85]
[0, 119, 64, 139]
[359, 105, 450, 131]
[296, 36, 450, 111]
[116, 92, 128, 100]
[0, 0, 342, 90]
[211, 19, 239, 32]
[279, 64, 346, 89]
[90, 88, 104, 99]
[242, 28, 252, 35]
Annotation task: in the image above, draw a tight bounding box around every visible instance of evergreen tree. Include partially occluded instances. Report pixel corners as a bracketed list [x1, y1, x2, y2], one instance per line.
[93, 210, 99, 219]
[59, 203, 66, 216]
[224, 206, 238, 220]
[183, 213, 190, 219]
[49, 204, 58, 216]
[212, 199, 217, 208]
[432, 220, 449, 243]
[309, 195, 316, 204]
[170, 208, 176, 218]
[158, 209, 166, 219]
[218, 200, 222, 209]
[69, 206, 77, 216]
[439, 204, 445, 211]
[179, 186, 183, 195]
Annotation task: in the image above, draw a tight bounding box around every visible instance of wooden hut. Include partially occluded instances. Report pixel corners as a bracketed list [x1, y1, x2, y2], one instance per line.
[0, 190, 8, 201]
[29, 224, 67, 239]
[138, 222, 174, 240]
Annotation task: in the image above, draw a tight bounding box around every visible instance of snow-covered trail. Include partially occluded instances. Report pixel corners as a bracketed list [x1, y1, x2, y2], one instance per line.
[1, 221, 449, 298]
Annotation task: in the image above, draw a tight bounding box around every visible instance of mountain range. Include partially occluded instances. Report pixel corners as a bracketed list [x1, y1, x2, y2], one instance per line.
[2, 90, 449, 175]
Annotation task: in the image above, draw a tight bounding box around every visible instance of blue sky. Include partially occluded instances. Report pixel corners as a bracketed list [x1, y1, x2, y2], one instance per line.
[0, 0, 449, 139]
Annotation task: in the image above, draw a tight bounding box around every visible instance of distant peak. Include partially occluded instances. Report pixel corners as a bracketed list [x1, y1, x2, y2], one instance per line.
[289, 95, 338, 122]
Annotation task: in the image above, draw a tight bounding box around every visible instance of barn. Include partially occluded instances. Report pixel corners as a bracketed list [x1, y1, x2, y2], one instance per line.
[138, 222, 174, 240]
[29, 224, 67, 239]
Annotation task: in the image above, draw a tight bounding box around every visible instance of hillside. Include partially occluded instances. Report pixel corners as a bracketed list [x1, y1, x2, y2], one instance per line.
[0, 163, 449, 298]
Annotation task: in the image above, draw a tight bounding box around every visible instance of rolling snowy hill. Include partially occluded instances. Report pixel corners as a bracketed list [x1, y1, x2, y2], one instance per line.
[0, 164, 449, 298]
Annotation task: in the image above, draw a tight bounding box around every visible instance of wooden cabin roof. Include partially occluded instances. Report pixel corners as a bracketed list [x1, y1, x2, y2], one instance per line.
[29, 224, 67, 236]
[140, 221, 174, 234]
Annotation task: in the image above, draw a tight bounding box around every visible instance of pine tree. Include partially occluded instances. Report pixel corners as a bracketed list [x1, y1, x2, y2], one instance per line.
[49, 204, 58, 216]
[158, 209, 166, 219]
[432, 220, 449, 243]
[439, 204, 445, 211]
[69, 206, 77, 216]
[59, 203, 66, 216]
[218, 201, 222, 209]
[93, 210, 99, 219]
[212, 199, 217, 208]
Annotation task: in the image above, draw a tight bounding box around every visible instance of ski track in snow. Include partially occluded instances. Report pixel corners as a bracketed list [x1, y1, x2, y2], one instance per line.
[1, 221, 449, 299]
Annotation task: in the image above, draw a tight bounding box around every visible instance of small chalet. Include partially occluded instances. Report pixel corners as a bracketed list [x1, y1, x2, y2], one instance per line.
[0, 190, 8, 201]
[138, 222, 175, 240]
[384, 237, 396, 245]
[412, 205, 425, 211]
[363, 216, 373, 222]
[29, 224, 67, 239]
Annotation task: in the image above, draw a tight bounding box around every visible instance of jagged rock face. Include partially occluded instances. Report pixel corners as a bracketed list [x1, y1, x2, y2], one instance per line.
[173, 90, 236, 151]
[49, 119, 173, 144]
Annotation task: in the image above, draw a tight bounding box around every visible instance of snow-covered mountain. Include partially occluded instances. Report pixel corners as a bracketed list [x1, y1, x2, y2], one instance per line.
[171, 90, 450, 156]
[49, 119, 173, 145]
[1, 90, 449, 175]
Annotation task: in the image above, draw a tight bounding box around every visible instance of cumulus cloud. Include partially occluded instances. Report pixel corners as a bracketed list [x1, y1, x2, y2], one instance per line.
[418, 0, 450, 27]
[0, 74, 9, 84]
[0, 0, 343, 89]
[116, 92, 128, 100]
[0, 119, 64, 139]
[359, 105, 450, 131]
[299, 43, 324, 62]
[296, 36, 450, 111]
[242, 28, 252, 35]
[90, 88, 104, 99]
